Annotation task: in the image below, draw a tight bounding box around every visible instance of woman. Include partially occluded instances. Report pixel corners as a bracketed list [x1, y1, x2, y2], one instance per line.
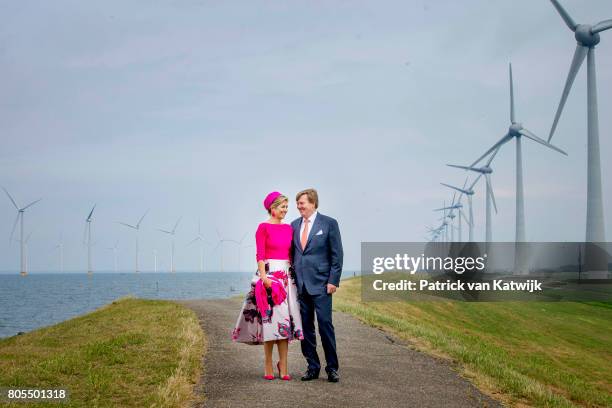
[232, 191, 303, 380]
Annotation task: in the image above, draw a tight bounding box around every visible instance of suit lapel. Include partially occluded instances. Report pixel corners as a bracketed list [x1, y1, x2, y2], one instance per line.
[304, 213, 322, 252]
[293, 220, 303, 254]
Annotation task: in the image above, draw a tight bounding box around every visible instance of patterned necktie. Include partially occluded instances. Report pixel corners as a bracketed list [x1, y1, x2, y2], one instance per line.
[301, 218, 310, 250]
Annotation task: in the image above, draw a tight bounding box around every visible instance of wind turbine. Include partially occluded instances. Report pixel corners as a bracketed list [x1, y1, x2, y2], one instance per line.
[441, 177, 482, 242]
[215, 229, 239, 272]
[158, 217, 181, 273]
[448, 148, 500, 243]
[118, 209, 148, 273]
[53, 233, 64, 273]
[84, 204, 96, 275]
[547, 0, 610, 244]
[153, 249, 158, 273]
[187, 219, 208, 272]
[106, 240, 119, 273]
[470, 63, 567, 244]
[235, 233, 251, 272]
[2, 187, 42, 276]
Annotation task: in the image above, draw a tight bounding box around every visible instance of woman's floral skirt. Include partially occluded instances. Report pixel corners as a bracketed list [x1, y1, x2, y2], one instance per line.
[232, 259, 304, 344]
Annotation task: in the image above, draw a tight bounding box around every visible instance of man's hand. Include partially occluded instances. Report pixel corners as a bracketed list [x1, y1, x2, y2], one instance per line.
[327, 283, 337, 294]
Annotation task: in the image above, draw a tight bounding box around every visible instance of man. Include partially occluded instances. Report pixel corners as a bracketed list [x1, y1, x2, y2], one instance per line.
[291, 188, 343, 383]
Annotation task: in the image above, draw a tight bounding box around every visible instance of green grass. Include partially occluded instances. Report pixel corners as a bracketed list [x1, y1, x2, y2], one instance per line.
[0, 297, 205, 408]
[335, 277, 612, 408]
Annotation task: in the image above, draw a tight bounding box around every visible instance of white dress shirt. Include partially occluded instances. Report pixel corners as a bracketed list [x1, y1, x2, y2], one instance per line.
[300, 211, 318, 242]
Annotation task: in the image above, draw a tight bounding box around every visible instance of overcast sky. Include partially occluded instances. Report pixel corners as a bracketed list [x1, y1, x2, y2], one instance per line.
[1, 0, 611, 273]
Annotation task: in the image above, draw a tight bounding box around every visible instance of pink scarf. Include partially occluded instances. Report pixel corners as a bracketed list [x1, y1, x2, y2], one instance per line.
[255, 272, 287, 315]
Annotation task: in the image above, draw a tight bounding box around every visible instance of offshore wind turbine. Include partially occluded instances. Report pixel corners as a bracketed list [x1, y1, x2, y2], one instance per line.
[158, 217, 181, 273]
[215, 229, 239, 272]
[187, 219, 208, 272]
[448, 148, 500, 243]
[84, 204, 96, 275]
[54, 233, 64, 273]
[2, 187, 42, 276]
[106, 240, 119, 273]
[118, 209, 148, 273]
[470, 63, 567, 245]
[547, 0, 611, 244]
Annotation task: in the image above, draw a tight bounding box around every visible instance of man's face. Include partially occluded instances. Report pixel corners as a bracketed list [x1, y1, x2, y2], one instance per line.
[297, 195, 315, 218]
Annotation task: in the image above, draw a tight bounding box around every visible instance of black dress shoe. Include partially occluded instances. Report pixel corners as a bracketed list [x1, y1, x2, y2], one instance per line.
[301, 370, 319, 381]
[327, 370, 340, 383]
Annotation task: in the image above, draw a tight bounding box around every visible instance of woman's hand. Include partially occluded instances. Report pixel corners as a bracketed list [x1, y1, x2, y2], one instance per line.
[262, 277, 272, 288]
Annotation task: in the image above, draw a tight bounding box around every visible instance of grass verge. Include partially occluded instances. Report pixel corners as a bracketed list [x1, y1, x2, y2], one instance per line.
[0, 297, 205, 408]
[335, 277, 612, 407]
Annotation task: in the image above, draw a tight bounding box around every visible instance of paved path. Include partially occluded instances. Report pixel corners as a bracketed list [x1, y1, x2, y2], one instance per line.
[177, 298, 502, 408]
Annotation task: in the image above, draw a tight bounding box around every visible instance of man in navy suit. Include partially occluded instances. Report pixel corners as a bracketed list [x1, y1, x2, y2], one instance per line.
[291, 188, 343, 382]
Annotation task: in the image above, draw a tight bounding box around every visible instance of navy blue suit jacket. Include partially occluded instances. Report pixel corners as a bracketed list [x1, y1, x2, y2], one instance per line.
[291, 213, 343, 295]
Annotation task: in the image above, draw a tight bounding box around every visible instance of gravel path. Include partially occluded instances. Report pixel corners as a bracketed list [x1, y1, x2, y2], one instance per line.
[177, 298, 502, 408]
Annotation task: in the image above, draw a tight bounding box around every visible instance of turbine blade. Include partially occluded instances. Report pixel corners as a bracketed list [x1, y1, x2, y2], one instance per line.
[2, 187, 20, 210]
[137, 209, 149, 228]
[187, 237, 199, 246]
[9, 213, 19, 243]
[87, 204, 96, 222]
[549, 0, 577, 31]
[470, 134, 511, 167]
[548, 44, 587, 141]
[433, 206, 456, 212]
[520, 128, 568, 155]
[118, 222, 137, 229]
[485, 174, 498, 214]
[592, 19, 612, 34]
[440, 183, 469, 195]
[460, 209, 471, 226]
[172, 217, 182, 233]
[451, 192, 457, 207]
[486, 146, 501, 166]
[22, 198, 42, 210]
[239, 232, 247, 244]
[509, 63, 515, 123]
[215, 228, 222, 240]
[158, 229, 172, 234]
[447, 164, 481, 173]
[468, 173, 484, 190]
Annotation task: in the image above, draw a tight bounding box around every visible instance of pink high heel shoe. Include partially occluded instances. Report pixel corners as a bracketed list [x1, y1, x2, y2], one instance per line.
[277, 362, 291, 381]
[263, 374, 275, 380]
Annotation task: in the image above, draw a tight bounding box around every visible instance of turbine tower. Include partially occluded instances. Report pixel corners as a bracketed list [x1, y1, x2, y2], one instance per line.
[547, 0, 610, 244]
[54, 233, 64, 273]
[448, 148, 500, 243]
[84, 204, 96, 275]
[107, 240, 119, 273]
[215, 229, 239, 272]
[2, 187, 42, 276]
[158, 217, 181, 273]
[187, 219, 208, 272]
[118, 209, 148, 273]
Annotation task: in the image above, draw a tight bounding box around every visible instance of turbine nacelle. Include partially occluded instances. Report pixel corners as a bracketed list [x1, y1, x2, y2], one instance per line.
[509, 122, 523, 136]
[575, 24, 600, 47]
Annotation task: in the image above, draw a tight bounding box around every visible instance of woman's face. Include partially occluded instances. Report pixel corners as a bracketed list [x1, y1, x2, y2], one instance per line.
[272, 201, 289, 220]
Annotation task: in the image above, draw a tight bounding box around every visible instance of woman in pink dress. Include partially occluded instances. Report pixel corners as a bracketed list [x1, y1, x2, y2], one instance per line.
[232, 191, 303, 380]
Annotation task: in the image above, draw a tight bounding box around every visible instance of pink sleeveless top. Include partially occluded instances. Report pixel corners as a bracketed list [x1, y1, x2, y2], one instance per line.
[255, 222, 293, 261]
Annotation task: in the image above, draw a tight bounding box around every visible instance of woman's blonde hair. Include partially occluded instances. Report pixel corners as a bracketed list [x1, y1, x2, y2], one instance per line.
[268, 195, 289, 215]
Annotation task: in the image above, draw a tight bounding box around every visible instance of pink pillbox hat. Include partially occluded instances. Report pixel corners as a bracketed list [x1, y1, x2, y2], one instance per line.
[263, 191, 282, 210]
